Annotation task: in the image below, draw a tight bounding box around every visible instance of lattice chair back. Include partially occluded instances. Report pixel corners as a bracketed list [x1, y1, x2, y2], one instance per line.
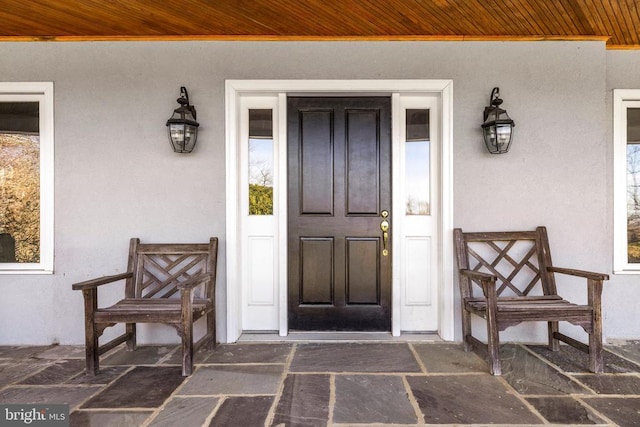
[125, 239, 216, 300]
[456, 227, 557, 300]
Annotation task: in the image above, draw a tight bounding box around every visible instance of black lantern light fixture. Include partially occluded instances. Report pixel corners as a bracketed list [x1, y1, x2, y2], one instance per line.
[481, 87, 515, 154]
[166, 87, 199, 153]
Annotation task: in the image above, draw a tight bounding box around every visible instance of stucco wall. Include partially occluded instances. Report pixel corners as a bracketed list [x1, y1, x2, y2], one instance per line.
[0, 40, 629, 345]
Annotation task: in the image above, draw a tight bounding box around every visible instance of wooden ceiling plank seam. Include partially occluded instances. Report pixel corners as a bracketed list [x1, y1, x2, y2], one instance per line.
[494, 0, 532, 35]
[267, 0, 372, 36]
[469, 0, 525, 36]
[0, 2, 83, 36]
[579, 0, 612, 38]
[444, 0, 514, 36]
[372, 5, 419, 35]
[393, 0, 457, 35]
[603, 0, 631, 45]
[551, 0, 582, 35]
[208, 1, 309, 35]
[558, 0, 588, 35]
[536, 0, 574, 35]
[612, 0, 638, 45]
[555, 0, 589, 35]
[630, 0, 640, 44]
[386, 1, 454, 35]
[617, 0, 640, 45]
[323, 0, 406, 36]
[405, 1, 464, 35]
[435, 1, 483, 35]
[130, 1, 269, 36]
[561, 0, 596, 34]
[458, 0, 517, 36]
[517, 0, 559, 35]
[284, 0, 385, 36]
[600, 0, 629, 46]
[346, 2, 413, 35]
[583, 0, 618, 44]
[494, 0, 545, 36]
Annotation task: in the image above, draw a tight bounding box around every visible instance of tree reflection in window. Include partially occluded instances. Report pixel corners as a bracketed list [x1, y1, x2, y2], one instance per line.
[627, 108, 640, 262]
[248, 109, 274, 215]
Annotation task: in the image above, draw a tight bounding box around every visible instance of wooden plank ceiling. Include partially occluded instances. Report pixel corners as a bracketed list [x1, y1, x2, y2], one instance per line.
[1, 0, 638, 49]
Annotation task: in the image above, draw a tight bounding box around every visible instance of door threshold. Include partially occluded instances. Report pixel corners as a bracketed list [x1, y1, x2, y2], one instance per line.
[238, 331, 442, 342]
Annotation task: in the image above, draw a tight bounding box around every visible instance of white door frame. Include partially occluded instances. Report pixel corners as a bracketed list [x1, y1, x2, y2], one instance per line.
[225, 80, 454, 342]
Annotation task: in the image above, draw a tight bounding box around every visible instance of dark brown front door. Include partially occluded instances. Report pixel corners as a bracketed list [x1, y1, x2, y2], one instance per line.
[287, 97, 392, 331]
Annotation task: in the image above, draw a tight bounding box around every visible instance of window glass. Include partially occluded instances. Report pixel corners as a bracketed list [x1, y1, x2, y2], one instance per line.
[405, 109, 430, 215]
[248, 109, 274, 215]
[0, 83, 53, 274]
[0, 102, 40, 263]
[627, 108, 640, 262]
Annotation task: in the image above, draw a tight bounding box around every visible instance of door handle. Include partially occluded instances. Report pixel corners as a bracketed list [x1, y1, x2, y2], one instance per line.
[380, 210, 389, 256]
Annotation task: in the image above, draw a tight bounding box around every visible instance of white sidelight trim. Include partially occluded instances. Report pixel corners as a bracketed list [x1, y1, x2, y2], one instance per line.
[225, 80, 454, 342]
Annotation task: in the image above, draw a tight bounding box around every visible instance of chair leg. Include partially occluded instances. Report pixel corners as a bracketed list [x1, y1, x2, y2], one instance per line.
[548, 321, 560, 351]
[485, 302, 501, 375]
[486, 330, 501, 376]
[181, 321, 194, 376]
[207, 310, 216, 351]
[82, 289, 99, 376]
[462, 308, 472, 352]
[588, 278, 604, 373]
[126, 323, 137, 351]
[85, 321, 99, 376]
[589, 332, 604, 373]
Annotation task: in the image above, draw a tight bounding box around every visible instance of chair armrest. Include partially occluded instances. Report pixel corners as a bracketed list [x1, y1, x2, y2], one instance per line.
[460, 269, 498, 300]
[177, 273, 213, 291]
[72, 272, 133, 291]
[547, 266, 609, 282]
[460, 269, 497, 282]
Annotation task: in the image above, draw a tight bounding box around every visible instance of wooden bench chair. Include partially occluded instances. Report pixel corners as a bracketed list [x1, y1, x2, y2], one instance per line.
[453, 227, 608, 375]
[72, 237, 218, 376]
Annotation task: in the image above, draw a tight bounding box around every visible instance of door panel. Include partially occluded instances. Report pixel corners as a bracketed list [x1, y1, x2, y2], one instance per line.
[300, 237, 334, 304]
[288, 97, 391, 331]
[300, 110, 334, 215]
[346, 238, 380, 304]
[346, 110, 380, 215]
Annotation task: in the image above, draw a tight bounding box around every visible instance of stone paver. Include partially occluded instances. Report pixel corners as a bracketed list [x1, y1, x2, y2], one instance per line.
[0, 342, 638, 425]
[178, 364, 284, 395]
[272, 374, 331, 426]
[334, 375, 417, 424]
[407, 374, 543, 424]
[148, 396, 218, 427]
[290, 342, 421, 372]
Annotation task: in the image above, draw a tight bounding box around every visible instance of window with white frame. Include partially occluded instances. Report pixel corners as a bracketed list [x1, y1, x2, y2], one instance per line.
[614, 89, 640, 273]
[0, 83, 54, 274]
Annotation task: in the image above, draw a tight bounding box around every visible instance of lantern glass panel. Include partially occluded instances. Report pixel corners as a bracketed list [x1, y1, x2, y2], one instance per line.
[496, 124, 512, 147]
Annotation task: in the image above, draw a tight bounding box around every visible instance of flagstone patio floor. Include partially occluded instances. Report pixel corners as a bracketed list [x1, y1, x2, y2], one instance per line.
[1, 340, 639, 426]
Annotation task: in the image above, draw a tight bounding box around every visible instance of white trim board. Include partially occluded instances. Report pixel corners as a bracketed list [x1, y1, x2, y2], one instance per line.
[225, 80, 454, 342]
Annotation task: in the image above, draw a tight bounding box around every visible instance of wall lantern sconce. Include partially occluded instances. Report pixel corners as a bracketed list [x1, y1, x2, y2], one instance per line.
[166, 87, 199, 153]
[481, 87, 515, 154]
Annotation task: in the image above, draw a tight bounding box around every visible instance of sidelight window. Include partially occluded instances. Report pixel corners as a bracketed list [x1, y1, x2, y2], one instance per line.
[405, 109, 430, 215]
[248, 109, 274, 215]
